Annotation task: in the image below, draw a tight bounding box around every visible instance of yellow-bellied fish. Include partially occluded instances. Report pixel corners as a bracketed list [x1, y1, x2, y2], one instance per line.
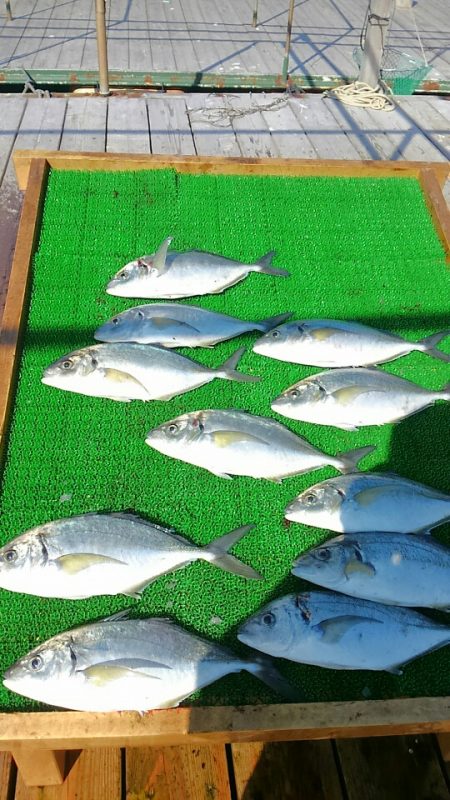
[237, 591, 450, 673]
[42, 343, 259, 402]
[0, 513, 261, 599]
[253, 319, 450, 367]
[145, 409, 375, 481]
[272, 367, 450, 429]
[292, 532, 450, 609]
[95, 304, 292, 347]
[106, 237, 289, 299]
[3, 614, 297, 711]
[285, 473, 450, 534]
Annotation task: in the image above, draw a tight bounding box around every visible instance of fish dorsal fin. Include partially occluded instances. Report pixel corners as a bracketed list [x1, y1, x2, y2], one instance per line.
[315, 615, 381, 643]
[56, 553, 127, 574]
[109, 513, 175, 534]
[211, 430, 269, 448]
[152, 236, 173, 276]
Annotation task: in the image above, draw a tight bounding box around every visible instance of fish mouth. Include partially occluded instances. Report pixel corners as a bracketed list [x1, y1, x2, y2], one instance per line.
[93, 325, 111, 341]
[284, 502, 300, 520]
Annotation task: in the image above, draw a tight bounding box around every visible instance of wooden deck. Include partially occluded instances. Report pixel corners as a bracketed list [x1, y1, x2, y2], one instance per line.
[0, 734, 450, 798]
[0, 0, 448, 82]
[0, 90, 450, 795]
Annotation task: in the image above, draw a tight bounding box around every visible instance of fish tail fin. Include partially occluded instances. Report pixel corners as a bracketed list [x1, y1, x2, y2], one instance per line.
[419, 330, 450, 363]
[217, 346, 261, 383]
[247, 655, 302, 700]
[202, 524, 262, 580]
[252, 251, 290, 277]
[336, 444, 376, 474]
[256, 312, 293, 331]
[437, 382, 450, 402]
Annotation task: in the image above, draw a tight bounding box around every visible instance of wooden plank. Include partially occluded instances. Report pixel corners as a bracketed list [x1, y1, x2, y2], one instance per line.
[126, 745, 231, 800]
[418, 168, 450, 263]
[0, 751, 16, 800]
[336, 735, 450, 800]
[14, 748, 121, 798]
[437, 733, 450, 762]
[232, 740, 344, 800]
[229, 94, 278, 158]
[147, 96, 196, 155]
[4, 697, 450, 750]
[0, 97, 25, 182]
[106, 96, 151, 154]
[12, 749, 66, 787]
[12, 149, 450, 191]
[59, 97, 107, 152]
[0, 158, 48, 442]
[254, 95, 317, 159]
[187, 94, 242, 157]
[289, 95, 374, 160]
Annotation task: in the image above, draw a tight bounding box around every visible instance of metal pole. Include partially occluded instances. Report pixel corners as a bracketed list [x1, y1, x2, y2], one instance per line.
[281, 0, 295, 81]
[95, 0, 110, 96]
[358, 0, 393, 88]
[5, 0, 12, 21]
[252, 0, 259, 27]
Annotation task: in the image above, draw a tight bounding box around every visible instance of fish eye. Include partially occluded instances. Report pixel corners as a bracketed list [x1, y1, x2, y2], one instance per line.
[118, 270, 128, 279]
[304, 492, 317, 505]
[137, 311, 144, 319]
[62, 360, 73, 370]
[297, 325, 305, 333]
[271, 330, 280, 338]
[316, 547, 331, 561]
[112, 318, 119, 325]
[262, 612, 276, 627]
[290, 389, 299, 399]
[30, 655, 43, 671]
[4, 549, 17, 563]
[167, 423, 179, 435]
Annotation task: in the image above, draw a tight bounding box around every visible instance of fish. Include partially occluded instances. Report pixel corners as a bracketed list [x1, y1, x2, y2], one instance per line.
[253, 319, 450, 367]
[271, 367, 450, 429]
[285, 472, 450, 534]
[42, 343, 259, 402]
[237, 590, 450, 673]
[292, 532, 450, 609]
[0, 513, 262, 599]
[3, 613, 298, 711]
[95, 304, 292, 348]
[145, 408, 375, 481]
[106, 237, 290, 299]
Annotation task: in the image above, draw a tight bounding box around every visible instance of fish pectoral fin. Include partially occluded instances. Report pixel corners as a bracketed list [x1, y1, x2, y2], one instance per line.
[55, 553, 128, 575]
[151, 316, 200, 334]
[81, 658, 170, 686]
[331, 387, 385, 406]
[344, 559, 376, 579]
[315, 615, 381, 644]
[210, 430, 269, 448]
[102, 368, 151, 397]
[311, 327, 336, 341]
[353, 486, 389, 507]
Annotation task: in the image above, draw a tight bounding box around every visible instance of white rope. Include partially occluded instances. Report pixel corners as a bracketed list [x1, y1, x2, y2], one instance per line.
[325, 81, 395, 111]
[409, 3, 428, 66]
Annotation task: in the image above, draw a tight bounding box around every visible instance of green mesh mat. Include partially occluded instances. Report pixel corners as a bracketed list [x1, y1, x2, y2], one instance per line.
[0, 168, 449, 712]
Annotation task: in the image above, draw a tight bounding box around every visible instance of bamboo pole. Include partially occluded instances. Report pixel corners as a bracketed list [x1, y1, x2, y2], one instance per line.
[252, 0, 259, 27]
[95, 0, 109, 96]
[358, 0, 393, 88]
[5, 0, 12, 21]
[281, 0, 295, 80]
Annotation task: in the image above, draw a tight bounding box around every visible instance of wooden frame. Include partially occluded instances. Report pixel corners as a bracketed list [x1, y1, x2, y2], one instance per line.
[2, 151, 450, 786]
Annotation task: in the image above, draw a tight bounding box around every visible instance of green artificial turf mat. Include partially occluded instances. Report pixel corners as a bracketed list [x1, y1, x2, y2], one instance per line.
[0, 167, 449, 711]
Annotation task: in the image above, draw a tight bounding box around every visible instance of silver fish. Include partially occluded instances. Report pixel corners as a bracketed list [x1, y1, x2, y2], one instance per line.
[0, 513, 261, 599]
[106, 237, 289, 299]
[42, 344, 259, 402]
[145, 409, 375, 481]
[237, 591, 450, 673]
[253, 319, 450, 367]
[285, 472, 450, 534]
[292, 532, 450, 609]
[3, 614, 297, 711]
[95, 304, 292, 348]
[272, 367, 450, 429]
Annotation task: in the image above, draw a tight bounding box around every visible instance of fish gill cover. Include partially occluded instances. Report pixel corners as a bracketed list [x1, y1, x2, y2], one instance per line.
[0, 168, 449, 710]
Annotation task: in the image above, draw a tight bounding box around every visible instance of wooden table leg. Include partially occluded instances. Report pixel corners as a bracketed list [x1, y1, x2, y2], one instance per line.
[11, 748, 66, 786]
